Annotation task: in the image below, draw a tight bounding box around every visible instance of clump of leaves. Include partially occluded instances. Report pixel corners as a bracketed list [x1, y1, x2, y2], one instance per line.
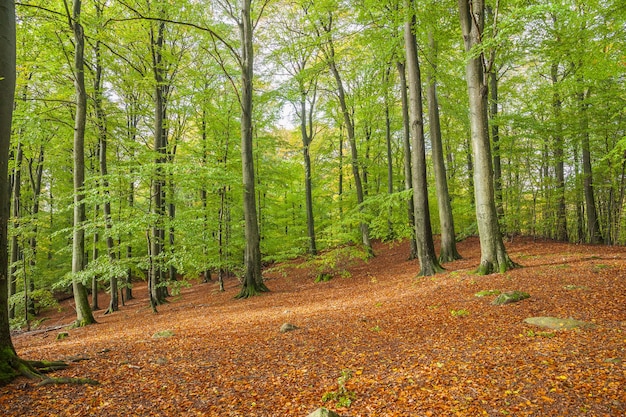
[302, 245, 369, 283]
[450, 309, 470, 317]
[322, 369, 356, 408]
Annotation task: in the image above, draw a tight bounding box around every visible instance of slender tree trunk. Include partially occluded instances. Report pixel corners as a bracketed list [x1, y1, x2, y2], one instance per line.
[404, 0, 443, 276]
[551, 63, 568, 241]
[150, 20, 167, 306]
[70, 0, 96, 326]
[579, 89, 602, 244]
[26, 147, 43, 315]
[325, 33, 373, 256]
[237, 0, 268, 298]
[91, 206, 100, 311]
[9, 141, 21, 319]
[397, 61, 418, 260]
[300, 91, 318, 255]
[459, 0, 515, 274]
[383, 66, 395, 240]
[427, 31, 461, 263]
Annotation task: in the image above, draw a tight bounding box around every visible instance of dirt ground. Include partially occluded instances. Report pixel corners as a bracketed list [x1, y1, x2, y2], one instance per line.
[1, 236, 624, 416]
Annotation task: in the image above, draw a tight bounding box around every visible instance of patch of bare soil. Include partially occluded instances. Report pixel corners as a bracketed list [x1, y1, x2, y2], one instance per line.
[1, 237, 624, 416]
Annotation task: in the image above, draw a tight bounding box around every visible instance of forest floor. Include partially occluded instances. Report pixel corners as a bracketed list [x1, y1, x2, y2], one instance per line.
[1, 236, 625, 417]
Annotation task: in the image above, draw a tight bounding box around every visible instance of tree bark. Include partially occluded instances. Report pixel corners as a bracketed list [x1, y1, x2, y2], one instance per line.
[459, 0, 516, 274]
[9, 141, 21, 319]
[150, 19, 167, 306]
[0, 0, 19, 379]
[300, 89, 318, 255]
[551, 62, 568, 241]
[237, 0, 268, 298]
[426, 31, 461, 263]
[579, 89, 602, 244]
[70, 0, 96, 326]
[396, 61, 418, 260]
[404, 0, 443, 276]
[322, 16, 373, 256]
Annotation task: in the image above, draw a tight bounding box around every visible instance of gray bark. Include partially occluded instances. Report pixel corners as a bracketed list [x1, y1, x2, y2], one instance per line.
[396, 61, 418, 260]
[459, 0, 515, 274]
[0, 0, 18, 358]
[70, 0, 96, 326]
[426, 32, 461, 263]
[404, 0, 443, 276]
[237, 0, 268, 298]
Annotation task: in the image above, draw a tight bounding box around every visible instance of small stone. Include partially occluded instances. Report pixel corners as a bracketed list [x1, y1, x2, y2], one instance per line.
[306, 408, 342, 417]
[56, 332, 69, 340]
[156, 357, 168, 365]
[279, 323, 298, 333]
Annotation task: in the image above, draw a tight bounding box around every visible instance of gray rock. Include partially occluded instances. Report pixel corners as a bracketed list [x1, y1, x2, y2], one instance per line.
[306, 408, 342, 417]
[492, 290, 530, 305]
[280, 323, 298, 333]
[524, 316, 593, 330]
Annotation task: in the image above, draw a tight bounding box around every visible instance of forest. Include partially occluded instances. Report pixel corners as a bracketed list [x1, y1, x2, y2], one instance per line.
[0, 0, 624, 395]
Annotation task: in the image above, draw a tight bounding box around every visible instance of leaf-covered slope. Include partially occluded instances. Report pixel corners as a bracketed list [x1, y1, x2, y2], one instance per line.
[2, 237, 624, 416]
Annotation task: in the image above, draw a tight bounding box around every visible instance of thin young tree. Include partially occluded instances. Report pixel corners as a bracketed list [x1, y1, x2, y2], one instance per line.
[458, 0, 516, 274]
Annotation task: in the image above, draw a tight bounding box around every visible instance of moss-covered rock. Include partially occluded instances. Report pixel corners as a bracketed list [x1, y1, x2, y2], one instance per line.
[524, 316, 593, 330]
[492, 290, 530, 305]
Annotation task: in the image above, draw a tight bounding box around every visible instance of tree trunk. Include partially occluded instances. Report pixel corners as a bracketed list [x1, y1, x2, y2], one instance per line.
[237, 0, 268, 298]
[426, 31, 461, 263]
[300, 89, 317, 256]
[551, 62, 568, 241]
[404, 0, 443, 276]
[579, 89, 602, 244]
[324, 24, 373, 256]
[459, 0, 516, 274]
[397, 61, 418, 260]
[150, 20, 167, 306]
[9, 141, 21, 319]
[383, 66, 395, 240]
[70, 0, 96, 326]
[0, 0, 18, 372]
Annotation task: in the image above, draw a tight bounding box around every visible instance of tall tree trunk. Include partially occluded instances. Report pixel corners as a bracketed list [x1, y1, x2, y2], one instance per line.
[427, 31, 461, 263]
[150, 20, 167, 306]
[70, 0, 96, 326]
[300, 90, 317, 255]
[397, 61, 418, 260]
[323, 20, 373, 256]
[459, 0, 515, 274]
[551, 63, 568, 241]
[8, 141, 21, 319]
[383, 66, 395, 240]
[26, 147, 43, 315]
[237, 0, 268, 298]
[0, 0, 20, 380]
[404, 0, 443, 276]
[579, 89, 602, 244]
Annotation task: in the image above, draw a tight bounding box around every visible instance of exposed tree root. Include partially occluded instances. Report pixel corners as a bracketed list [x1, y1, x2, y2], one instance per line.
[235, 282, 269, 299]
[0, 348, 99, 386]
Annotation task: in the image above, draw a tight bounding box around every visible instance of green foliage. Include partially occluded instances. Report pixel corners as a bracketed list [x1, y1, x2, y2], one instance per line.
[302, 245, 369, 283]
[322, 369, 356, 408]
[9, 289, 59, 318]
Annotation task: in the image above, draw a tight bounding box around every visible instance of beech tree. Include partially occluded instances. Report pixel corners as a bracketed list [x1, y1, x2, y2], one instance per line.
[67, 0, 96, 326]
[458, 0, 515, 274]
[403, 0, 443, 276]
